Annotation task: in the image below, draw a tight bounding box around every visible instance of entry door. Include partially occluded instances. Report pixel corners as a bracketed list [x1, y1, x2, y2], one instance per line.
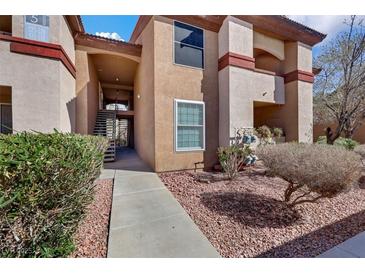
[0, 104, 12, 134]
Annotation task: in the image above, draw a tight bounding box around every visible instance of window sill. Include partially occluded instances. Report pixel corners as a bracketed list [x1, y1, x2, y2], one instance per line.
[175, 148, 206, 153]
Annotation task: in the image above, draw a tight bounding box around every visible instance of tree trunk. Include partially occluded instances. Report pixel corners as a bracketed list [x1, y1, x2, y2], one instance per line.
[325, 127, 335, 144]
[344, 129, 353, 138]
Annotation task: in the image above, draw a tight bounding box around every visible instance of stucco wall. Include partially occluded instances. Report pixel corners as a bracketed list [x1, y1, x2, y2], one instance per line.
[0, 41, 62, 132]
[219, 65, 285, 146]
[11, 16, 75, 62]
[255, 53, 283, 74]
[283, 41, 312, 74]
[152, 16, 219, 172]
[253, 31, 285, 61]
[134, 18, 156, 170]
[60, 64, 76, 132]
[1, 16, 76, 133]
[218, 16, 253, 58]
[75, 50, 99, 135]
[279, 42, 313, 142]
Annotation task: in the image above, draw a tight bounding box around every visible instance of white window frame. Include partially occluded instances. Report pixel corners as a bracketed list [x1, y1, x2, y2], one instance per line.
[174, 99, 205, 152]
[172, 20, 205, 70]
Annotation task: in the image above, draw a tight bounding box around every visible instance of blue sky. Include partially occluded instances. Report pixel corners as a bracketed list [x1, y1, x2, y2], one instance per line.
[81, 15, 138, 41]
[81, 15, 359, 56]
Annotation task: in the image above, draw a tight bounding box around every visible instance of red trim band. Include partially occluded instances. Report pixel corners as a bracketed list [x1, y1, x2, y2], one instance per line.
[283, 70, 314, 84]
[218, 51, 314, 83]
[218, 52, 255, 71]
[0, 34, 76, 78]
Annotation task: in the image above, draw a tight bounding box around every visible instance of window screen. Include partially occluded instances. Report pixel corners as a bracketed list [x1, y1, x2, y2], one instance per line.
[174, 21, 204, 69]
[175, 100, 205, 151]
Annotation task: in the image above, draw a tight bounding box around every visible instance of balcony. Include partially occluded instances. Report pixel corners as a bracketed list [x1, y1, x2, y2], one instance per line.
[229, 66, 285, 105]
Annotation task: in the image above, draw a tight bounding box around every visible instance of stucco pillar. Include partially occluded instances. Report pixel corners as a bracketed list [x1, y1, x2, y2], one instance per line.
[281, 42, 313, 143]
[218, 16, 254, 146]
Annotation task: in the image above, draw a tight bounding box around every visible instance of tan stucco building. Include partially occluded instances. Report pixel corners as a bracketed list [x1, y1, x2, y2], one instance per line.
[0, 15, 326, 171]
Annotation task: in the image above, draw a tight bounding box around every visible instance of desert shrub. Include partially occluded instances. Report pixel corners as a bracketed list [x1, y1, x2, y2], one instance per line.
[218, 130, 255, 180]
[316, 136, 359, 150]
[218, 144, 252, 180]
[354, 144, 365, 159]
[0, 132, 108, 257]
[272, 127, 284, 138]
[256, 125, 272, 139]
[256, 143, 362, 207]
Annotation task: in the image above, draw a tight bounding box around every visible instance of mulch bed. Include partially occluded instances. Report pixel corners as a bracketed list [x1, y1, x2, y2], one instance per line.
[71, 178, 113, 258]
[159, 166, 365, 258]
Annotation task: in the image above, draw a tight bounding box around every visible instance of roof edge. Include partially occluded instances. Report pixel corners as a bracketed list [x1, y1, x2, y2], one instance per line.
[130, 15, 327, 46]
[129, 16, 153, 43]
[75, 32, 142, 57]
[64, 15, 85, 36]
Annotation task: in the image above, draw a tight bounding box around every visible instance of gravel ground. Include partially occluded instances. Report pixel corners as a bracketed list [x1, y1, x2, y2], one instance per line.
[159, 167, 365, 258]
[71, 179, 113, 258]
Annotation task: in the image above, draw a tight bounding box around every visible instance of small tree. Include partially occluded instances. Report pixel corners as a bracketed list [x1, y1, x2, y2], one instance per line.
[256, 143, 362, 207]
[314, 15, 365, 144]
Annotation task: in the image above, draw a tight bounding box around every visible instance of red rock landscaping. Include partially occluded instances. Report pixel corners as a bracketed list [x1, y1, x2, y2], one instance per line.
[159, 168, 365, 258]
[71, 178, 113, 258]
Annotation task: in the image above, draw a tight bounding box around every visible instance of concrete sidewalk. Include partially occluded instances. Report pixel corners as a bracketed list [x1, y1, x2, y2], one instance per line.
[102, 148, 220, 258]
[318, 231, 365, 258]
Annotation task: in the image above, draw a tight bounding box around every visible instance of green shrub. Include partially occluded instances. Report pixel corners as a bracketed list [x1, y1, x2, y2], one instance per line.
[316, 136, 359, 150]
[256, 143, 362, 207]
[0, 132, 108, 257]
[218, 144, 252, 180]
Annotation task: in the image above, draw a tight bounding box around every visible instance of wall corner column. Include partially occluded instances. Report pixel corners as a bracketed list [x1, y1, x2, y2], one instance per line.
[218, 16, 254, 146]
[282, 41, 314, 143]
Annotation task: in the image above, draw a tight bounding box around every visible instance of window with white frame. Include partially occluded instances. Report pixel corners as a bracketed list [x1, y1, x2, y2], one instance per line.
[173, 21, 204, 69]
[175, 99, 205, 151]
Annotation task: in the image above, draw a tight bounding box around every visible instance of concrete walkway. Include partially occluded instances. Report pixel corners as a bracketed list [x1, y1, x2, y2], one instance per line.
[102, 148, 220, 258]
[318, 231, 365, 258]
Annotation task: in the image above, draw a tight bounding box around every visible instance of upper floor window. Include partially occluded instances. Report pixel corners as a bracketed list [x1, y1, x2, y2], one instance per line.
[173, 21, 204, 69]
[24, 15, 50, 42]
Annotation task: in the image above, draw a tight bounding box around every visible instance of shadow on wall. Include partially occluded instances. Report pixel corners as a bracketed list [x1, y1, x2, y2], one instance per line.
[201, 191, 301, 229]
[257, 209, 365, 258]
[201, 39, 219, 170]
[66, 97, 76, 132]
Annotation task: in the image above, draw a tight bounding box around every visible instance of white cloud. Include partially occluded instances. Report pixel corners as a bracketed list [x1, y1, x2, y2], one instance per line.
[287, 16, 348, 37]
[287, 15, 365, 52]
[95, 32, 124, 41]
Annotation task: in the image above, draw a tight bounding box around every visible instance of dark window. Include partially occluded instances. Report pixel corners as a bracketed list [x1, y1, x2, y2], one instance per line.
[174, 21, 204, 69]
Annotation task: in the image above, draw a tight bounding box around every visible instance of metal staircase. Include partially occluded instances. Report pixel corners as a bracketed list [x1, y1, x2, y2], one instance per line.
[93, 110, 116, 162]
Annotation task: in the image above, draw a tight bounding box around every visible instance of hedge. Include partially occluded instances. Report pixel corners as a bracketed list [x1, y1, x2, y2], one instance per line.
[0, 132, 108, 257]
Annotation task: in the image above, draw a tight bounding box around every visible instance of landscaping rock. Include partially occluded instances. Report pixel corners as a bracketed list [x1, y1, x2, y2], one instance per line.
[159, 170, 365, 258]
[70, 179, 113, 258]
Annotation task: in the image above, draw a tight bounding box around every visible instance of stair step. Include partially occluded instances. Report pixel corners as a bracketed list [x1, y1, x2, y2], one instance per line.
[94, 110, 117, 163]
